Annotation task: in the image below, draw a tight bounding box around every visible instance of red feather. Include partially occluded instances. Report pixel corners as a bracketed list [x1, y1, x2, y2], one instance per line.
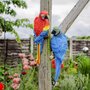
[34, 11, 49, 36]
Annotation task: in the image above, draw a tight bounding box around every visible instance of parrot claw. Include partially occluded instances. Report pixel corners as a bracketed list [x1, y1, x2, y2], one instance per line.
[52, 81, 56, 86]
[52, 80, 59, 87]
[49, 55, 54, 60]
[36, 59, 40, 65]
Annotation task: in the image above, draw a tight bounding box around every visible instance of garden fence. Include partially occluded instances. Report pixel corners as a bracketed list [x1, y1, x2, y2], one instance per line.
[0, 38, 90, 66]
[70, 38, 90, 59]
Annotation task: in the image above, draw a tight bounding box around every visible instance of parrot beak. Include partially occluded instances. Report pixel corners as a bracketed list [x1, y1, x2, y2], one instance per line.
[45, 15, 49, 19]
[51, 30, 56, 35]
[41, 14, 49, 20]
[51, 27, 60, 36]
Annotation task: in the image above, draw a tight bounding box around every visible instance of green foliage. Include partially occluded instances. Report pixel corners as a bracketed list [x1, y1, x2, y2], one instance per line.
[2, 63, 38, 90]
[0, 17, 31, 43]
[10, 29, 21, 43]
[0, 0, 27, 16]
[0, 0, 32, 43]
[76, 74, 90, 90]
[19, 68, 38, 90]
[12, 0, 27, 8]
[60, 75, 76, 90]
[0, 66, 4, 82]
[76, 54, 90, 75]
[0, 1, 5, 13]
[77, 36, 90, 39]
[0, 55, 90, 90]
[26, 23, 34, 29]
[59, 74, 90, 90]
[53, 56, 90, 90]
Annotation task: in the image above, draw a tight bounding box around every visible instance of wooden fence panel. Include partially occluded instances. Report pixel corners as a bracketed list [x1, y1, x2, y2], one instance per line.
[0, 39, 31, 66]
[0, 38, 90, 66]
[70, 38, 90, 59]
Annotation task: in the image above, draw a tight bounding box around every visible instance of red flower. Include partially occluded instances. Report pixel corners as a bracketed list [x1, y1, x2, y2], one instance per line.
[0, 82, 4, 90]
[51, 59, 56, 69]
[21, 71, 27, 75]
[61, 63, 64, 68]
[52, 64, 56, 69]
[51, 59, 64, 69]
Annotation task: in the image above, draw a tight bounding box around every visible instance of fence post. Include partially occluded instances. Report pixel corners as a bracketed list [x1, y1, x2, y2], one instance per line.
[70, 38, 73, 60]
[0, 28, 2, 36]
[30, 35, 34, 54]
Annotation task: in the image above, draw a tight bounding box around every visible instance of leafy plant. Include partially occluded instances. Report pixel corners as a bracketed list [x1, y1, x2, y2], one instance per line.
[77, 36, 90, 39]
[0, 66, 4, 82]
[0, 0, 33, 43]
[60, 75, 76, 90]
[76, 54, 90, 75]
[76, 74, 90, 90]
[4, 65, 38, 90]
[59, 74, 90, 90]
[53, 57, 90, 90]
[4, 53, 38, 90]
[19, 67, 38, 90]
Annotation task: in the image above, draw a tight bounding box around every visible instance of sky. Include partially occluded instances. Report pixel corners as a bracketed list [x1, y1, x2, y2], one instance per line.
[0, 0, 90, 39]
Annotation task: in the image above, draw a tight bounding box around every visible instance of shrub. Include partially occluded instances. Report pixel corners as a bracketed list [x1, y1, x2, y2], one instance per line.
[76, 54, 90, 75]
[59, 74, 90, 90]
[0, 66, 4, 82]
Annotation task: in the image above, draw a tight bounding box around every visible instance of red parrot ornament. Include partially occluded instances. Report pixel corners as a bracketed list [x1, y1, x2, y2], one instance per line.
[34, 11, 50, 64]
[34, 10, 50, 36]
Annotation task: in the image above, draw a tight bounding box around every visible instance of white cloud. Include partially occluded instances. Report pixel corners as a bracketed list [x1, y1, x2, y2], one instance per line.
[65, 1, 90, 37]
[52, 4, 76, 25]
[66, 21, 90, 37]
[52, 0, 78, 5]
[0, 27, 34, 39]
[0, 0, 90, 39]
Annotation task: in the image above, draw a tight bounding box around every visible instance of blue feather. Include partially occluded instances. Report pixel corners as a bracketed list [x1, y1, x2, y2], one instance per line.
[51, 32, 68, 82]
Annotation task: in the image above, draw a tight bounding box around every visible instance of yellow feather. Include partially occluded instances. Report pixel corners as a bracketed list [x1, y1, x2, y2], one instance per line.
[43, 25, 50, 31]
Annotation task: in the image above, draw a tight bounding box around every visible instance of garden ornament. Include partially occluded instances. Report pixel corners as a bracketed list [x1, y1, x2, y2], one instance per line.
[34, 10, 50, 64]
[51, 26, 68, 85]
[82, 46, 89, 53]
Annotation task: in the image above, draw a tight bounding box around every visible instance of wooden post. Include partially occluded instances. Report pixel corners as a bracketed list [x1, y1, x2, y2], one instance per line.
[0, 28, 2, 36]
[39, 0, 52, 90]
[30, 35, 33, 54]
[70, 38, 73, 59]
[60, 0, 90, 33]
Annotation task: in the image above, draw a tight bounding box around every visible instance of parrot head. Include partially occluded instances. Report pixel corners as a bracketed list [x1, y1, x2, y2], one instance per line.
[51, 26, 60, 36]
[39, 10, 49, 20]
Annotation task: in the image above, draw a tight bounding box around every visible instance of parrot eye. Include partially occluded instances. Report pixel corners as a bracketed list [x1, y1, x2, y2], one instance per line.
[41, 14, 45, 18]
[41, 16, 45, 19]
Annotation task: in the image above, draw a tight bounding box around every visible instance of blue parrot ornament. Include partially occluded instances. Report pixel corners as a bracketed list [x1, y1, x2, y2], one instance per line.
[51, 27, 68, 85]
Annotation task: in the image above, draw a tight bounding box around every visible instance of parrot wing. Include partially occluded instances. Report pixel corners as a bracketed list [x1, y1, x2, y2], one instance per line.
[51, 33, 68, 53]
[34, 31, 49, 44]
